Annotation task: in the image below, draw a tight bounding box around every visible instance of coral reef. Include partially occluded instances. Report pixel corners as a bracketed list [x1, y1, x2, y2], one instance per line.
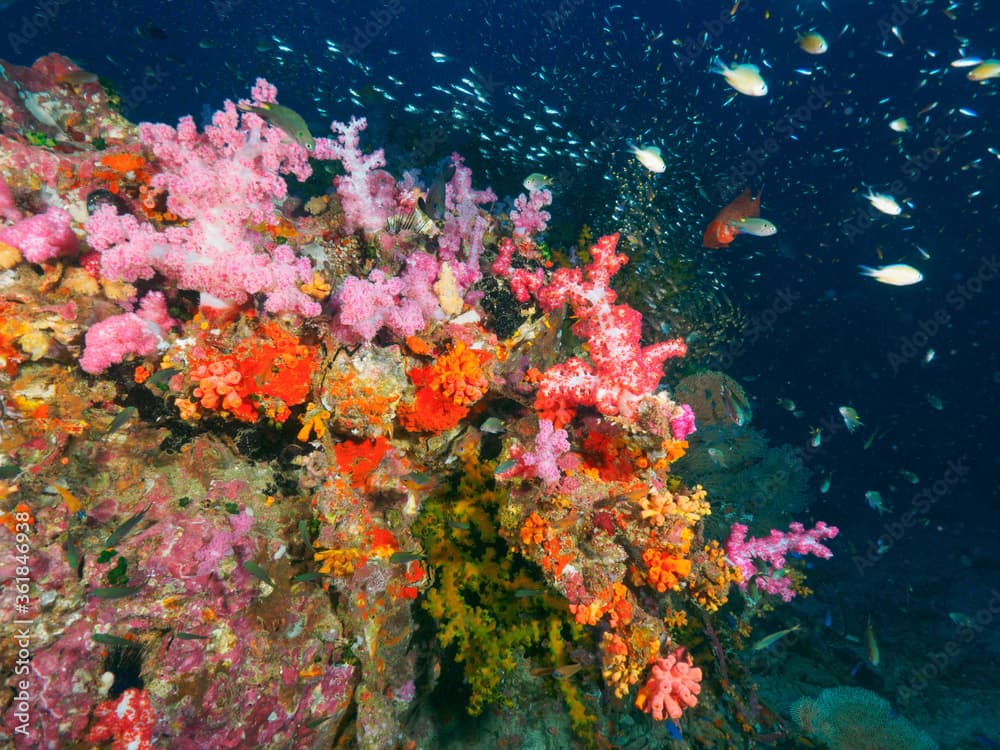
[0, 55, 846, 750]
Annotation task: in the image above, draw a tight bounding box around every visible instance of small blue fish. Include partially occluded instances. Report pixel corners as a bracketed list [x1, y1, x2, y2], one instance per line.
[666, 721, 683, 740]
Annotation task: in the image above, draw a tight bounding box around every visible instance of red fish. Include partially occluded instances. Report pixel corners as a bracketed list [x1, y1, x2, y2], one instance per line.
[702, 188, 762, 249]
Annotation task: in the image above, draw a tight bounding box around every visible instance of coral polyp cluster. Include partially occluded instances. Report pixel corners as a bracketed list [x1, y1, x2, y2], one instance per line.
[0, 55, 840, 749]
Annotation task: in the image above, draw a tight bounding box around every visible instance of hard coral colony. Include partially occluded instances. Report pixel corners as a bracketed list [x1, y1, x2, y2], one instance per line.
[0, 55, 840, 749]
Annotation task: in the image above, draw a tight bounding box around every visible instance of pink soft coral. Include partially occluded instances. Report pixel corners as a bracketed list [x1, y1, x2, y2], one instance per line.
[498, 419, 574, 486]
[725, 521, 839, 601]
[331, 252, 443, 343]
[635, 648, 703, 721]
[510, 189, 552, 237]
[79, 292, 177, 374]
[0, 206, 78, 263]
[313, 116, 397, 234]
[85, 80, 319, 317]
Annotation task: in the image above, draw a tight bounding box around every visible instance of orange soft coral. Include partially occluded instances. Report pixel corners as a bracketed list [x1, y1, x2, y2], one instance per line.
[333, 437, 391, 488]
[428, 341, 491, 406]
[642, 547, 692, 592]
[397, 362, 469, 434]
[182, 323, 318, 424]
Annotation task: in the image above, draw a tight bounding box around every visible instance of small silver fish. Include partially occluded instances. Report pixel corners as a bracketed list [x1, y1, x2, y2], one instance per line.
[809, 427, 822, 447]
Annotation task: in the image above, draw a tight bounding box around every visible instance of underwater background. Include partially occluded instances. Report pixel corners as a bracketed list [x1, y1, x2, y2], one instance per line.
[1, 0, 999, 748]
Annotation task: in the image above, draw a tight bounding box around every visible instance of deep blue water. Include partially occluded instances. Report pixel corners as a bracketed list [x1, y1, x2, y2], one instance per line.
[4, 0, 999, 738]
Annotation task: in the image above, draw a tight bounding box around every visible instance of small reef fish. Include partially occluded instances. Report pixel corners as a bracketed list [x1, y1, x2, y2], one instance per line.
[899, 469, 920, 484]
[809, 427, 822, 447]
[629, 143, 666, 173]
[967, 59, 1000, 81]
[237, 101, 315, 151]
[712, 58, 768, 96]
[864, 617, 880, 667]
[726, 216, 777, 237]
[889, 117, 910, 132]
[859, 264, 923, 286]
[720, 382, 752, 426]
[522, 173, 552, 191]
[751, 624, 801, 651]
[839, 406, 862, 432]
[949, 611, 974, 628]
[865, 490, 890, 514]
[703, 188, 762, 248]
[926, 393, 943, 410]
[707, 447, 728, 467]
[864, 189, 902, 215]
[797, 31, 828, 55]
[777, 398, 796, 412]
[820, 472, 832, 493]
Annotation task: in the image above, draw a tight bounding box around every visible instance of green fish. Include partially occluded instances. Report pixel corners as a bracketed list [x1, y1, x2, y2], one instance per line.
[89, 585, 144, 599]
[751, 624, 801, 651]
[104, 502, 153, 548]
[237, 101, 314, 151]
[728, 216, 778, 237]
[523, 173, 552, 192]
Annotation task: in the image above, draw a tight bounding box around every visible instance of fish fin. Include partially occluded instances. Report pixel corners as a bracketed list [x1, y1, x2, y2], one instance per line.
[858, 265, 876, 276]
[743, 64, 761, 72]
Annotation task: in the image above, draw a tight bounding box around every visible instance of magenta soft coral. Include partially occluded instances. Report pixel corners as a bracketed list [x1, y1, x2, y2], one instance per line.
[497, 419, 575, 486]
[725, 521, 840, 602]
[84, 79, 319, 317]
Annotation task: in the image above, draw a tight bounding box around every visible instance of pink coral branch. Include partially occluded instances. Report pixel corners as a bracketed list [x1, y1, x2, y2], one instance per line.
[725, 521, 839, 602]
